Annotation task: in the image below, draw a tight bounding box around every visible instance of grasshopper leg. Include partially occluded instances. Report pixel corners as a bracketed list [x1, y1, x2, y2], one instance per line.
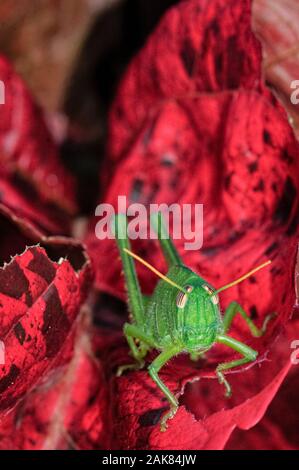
[150, 212, 183, 267]
[215, 334, 258, 397]
[223, 301, 275, 337]
[117, 323, 154, 376]
[148, 346, 182, 432]
[114, 214, 145, 327]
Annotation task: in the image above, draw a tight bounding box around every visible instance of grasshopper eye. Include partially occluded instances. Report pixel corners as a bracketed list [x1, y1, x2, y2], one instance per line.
[176, 285, 193, 309]
[203, 285, 219, 305]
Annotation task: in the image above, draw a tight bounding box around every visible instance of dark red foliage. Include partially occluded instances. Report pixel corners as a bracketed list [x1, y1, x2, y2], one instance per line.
[0, 177, 69, 234]
[0, 203, 92, 413]
[106, 0, 263, 171]
[90, 316, 293, 450]
[0, 54, 97, 450]
[84, 0, 299, 449]
[0, 314, 111, 450]
[226, 339, 299, 450]
[0, 56, 77, 233]
[0, 0, 299, 451]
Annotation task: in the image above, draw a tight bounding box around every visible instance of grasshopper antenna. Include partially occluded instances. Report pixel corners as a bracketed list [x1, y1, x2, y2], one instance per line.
[214, 260, 272, 295]
[123, 248, 187, 294]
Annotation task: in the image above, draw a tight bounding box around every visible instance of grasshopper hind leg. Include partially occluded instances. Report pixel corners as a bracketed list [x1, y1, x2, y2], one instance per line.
[223, 301, 275, 337]
[114, 214, 145, 328]
[150, 212, 183, 267]
[114, 214, 150, 375]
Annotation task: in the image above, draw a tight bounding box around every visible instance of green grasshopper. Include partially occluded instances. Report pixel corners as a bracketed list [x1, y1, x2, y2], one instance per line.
[114, 213, 273, 431]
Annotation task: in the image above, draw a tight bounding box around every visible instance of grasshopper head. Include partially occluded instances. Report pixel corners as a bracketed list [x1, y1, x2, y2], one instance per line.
[176, 281, 222, 351]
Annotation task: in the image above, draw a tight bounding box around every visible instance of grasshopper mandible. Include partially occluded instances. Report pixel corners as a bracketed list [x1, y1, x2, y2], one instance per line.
[114, 213, 273, 431]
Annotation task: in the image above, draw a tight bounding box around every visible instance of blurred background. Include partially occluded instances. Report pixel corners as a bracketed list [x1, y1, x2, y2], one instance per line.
[0, 0, 298, 450]
[2, 0, 298, 214]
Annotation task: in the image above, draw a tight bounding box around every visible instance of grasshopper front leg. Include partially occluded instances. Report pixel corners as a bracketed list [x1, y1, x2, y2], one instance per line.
[217, 301, 275, 394]
[148, 346, 182, 432]
[117, 323, 154, 376]
[215, 334, 258, 397]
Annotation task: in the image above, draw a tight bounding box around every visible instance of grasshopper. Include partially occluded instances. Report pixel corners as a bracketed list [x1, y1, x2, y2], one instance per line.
[114, 213, 273, 431]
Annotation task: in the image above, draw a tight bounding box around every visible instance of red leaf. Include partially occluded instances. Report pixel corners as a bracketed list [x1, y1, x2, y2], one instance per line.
[115, 362, 291, 450]
[253, 0, 299, 137]
[225, 316, 299, 450]
[0, 55, 76, 216]
[88, 0, 299, 309]
[0, 203, 93, 413]
[0, 177, 69, 235]
[0, 313, 111, 450]
[89, 301, 295, 450]
[85, 0, 299, 449]
[106, 0, 262, 173]
[88, 88, 299, 333]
